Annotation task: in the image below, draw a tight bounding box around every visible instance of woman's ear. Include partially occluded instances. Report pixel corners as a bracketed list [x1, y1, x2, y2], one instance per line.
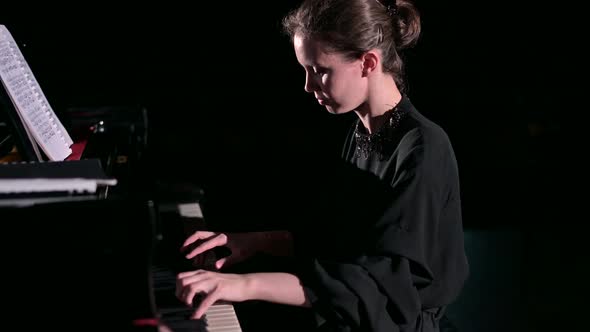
[361, 50, 379, 77]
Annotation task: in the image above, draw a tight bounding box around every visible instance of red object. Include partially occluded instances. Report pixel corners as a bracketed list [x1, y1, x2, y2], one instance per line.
[132, 318, 159, 327]
[65, 139, 88, 161]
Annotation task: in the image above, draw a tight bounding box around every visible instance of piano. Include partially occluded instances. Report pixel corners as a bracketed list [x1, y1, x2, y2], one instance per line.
[1, 23, 244, 330]
[0, 103, 243, 331]
[153, 200, 244, 332]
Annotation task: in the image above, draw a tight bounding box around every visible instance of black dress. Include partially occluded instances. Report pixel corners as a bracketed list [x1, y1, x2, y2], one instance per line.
[293, 95, 469, 332]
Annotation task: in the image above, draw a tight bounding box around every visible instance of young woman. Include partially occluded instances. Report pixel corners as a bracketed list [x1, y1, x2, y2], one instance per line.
[176, 1, 469, 331]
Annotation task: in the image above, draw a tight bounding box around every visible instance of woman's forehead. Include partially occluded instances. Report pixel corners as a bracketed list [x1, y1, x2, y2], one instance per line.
[294, 34, 346, 66]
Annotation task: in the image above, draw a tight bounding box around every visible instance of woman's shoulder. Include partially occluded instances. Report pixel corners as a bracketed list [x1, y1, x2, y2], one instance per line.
[401, 99, 451, 144]
[397, 99, 456, 160]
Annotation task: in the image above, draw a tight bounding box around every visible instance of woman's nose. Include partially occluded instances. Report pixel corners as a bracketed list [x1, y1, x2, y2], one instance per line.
[304, 72, 318, 93]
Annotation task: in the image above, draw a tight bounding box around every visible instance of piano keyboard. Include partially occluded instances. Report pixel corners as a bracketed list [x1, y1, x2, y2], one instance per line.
[152, 266, 243, 332]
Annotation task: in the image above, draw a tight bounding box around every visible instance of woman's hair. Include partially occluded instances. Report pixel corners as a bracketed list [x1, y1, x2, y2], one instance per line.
[283, 0, 421, 92]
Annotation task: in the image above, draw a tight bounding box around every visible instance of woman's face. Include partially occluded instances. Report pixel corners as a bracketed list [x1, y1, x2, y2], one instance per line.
[293, 34, 367, 114]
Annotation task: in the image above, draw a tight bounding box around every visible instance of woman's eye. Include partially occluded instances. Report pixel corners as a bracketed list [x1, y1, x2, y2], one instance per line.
[314, 67, 327, 75]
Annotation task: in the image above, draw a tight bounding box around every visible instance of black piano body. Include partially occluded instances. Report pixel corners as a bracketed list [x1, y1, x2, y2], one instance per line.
[1, 21, 247, 330]
[1, 102, 245, 331]
[0, 103, 162, 331]
[0, 197, 159, 331]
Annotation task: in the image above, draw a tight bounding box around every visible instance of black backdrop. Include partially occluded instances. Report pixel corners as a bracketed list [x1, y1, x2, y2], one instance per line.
[0, 2, 584, 330]
[1, 1, 578, 229]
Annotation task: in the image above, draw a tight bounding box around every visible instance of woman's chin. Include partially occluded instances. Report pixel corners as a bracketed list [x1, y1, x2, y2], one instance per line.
[325, 105, 349, 115]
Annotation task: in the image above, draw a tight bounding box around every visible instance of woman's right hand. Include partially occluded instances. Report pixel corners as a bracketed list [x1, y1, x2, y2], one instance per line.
[180, 231, 257, 270]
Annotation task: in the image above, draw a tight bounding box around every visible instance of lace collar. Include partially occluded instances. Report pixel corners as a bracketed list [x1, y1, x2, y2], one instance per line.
[354, 103, 410, 159]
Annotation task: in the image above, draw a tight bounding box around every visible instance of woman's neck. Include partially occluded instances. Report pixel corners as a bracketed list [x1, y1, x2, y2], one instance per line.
[355, 74, 402, 134]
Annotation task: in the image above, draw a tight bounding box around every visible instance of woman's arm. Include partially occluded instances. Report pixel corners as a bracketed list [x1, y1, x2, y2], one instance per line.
[177, 270, 310, 319]
[182, 230, 295, 269]
[245, 272, 310, 307]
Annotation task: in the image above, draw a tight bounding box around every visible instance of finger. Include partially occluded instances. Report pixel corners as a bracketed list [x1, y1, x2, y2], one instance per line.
[214, 257, 227, 270]
[177, 269, 205, 279]
[185, 233, 227, 259]
[181, 231, 215, 250]
[158, 324, 173, 332]
[176, 271, 211, 305]
[193, 287, 221, 320]
[182, 277, 213, 306]
[176, 270, 206, 298]
[182, 286, 202, 307]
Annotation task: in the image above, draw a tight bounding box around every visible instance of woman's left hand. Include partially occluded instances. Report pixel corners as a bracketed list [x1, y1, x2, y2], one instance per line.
[176, 270, 251, 319]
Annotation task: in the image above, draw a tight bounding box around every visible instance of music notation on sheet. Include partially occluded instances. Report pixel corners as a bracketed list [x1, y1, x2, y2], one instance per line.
[0, 26, 73, 161]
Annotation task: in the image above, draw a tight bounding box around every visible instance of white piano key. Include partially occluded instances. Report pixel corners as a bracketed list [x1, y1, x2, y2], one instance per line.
[205, 304, 242, 332]
[177, 202, 203, 218]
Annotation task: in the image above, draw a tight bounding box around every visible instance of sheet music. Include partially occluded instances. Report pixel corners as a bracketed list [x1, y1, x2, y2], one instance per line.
[0, 25, 72, 161]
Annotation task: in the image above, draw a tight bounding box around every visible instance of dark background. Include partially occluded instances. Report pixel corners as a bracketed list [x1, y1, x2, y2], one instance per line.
[1, 1, 584, 331]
